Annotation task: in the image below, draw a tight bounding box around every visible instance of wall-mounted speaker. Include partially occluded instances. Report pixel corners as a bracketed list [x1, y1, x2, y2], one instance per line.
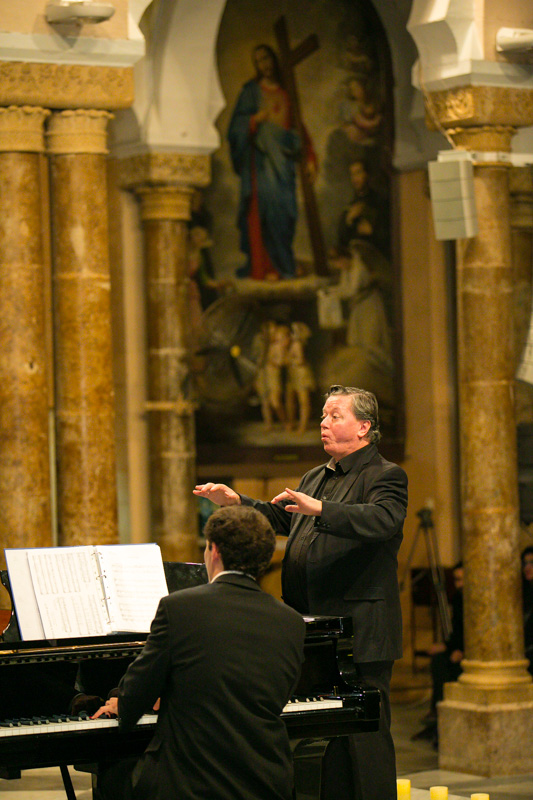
[428, 153, 478, 241]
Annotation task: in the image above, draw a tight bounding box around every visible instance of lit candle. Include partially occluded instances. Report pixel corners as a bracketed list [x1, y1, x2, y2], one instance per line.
[470, 795, 490, 799]
[430, 787, 448, 800]
[397, 778, 411, 799]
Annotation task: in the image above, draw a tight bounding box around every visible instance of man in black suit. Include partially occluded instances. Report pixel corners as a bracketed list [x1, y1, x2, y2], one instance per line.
[194, 384, 408, 800]
[93, 505, 306, 800]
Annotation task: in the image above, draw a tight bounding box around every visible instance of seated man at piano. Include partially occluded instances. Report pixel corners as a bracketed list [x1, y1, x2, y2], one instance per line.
[92, 505, 306, 800]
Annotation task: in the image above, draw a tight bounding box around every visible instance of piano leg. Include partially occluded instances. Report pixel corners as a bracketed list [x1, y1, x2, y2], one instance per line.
[59, 764, 78, 800]
[291, 738, 329, 800]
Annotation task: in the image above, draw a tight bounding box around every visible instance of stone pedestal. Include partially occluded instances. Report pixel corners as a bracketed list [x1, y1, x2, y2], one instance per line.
[48, 109, 118, 545]
[0, 106, 53, 555]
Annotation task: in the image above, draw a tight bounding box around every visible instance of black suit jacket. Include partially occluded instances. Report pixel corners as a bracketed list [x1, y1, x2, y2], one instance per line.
[242, 444, 407, 663]
[116, 574, 305, 800]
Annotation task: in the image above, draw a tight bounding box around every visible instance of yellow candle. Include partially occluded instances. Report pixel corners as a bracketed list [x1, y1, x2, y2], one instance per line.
[397, 778, 411, 799]
[471, 795, 490, 799]
[430, 787, 448, 800]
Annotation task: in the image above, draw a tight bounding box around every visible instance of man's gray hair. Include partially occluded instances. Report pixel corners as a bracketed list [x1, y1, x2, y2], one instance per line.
[325, 385, 381, 444]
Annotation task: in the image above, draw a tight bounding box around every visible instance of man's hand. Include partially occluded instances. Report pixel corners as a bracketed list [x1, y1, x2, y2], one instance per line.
[272, 488, 322, 517]
[449, 649, 463, 664]
[92, 697, 118, 719]
[193, 483, 241, 506]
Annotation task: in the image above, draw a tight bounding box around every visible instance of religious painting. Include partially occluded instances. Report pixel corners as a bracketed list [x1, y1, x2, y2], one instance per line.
[191, 0, 404, 473]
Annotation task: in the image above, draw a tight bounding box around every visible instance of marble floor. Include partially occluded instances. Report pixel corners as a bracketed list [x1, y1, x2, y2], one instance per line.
[1, 677, 532, 799]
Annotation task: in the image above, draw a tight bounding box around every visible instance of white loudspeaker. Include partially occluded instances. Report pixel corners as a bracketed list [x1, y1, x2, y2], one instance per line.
[428, 152, 478, 241]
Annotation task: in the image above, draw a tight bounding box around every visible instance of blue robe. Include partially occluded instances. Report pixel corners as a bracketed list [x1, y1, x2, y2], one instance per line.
[228, 79, 301, 279]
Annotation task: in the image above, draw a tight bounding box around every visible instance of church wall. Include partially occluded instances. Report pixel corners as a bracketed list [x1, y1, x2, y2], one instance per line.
[482, 0, 533, 62]
[0, 0, 130, 38]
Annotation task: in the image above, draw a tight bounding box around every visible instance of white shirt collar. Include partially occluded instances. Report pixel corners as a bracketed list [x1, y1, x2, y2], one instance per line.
[210, 570, 256, 583]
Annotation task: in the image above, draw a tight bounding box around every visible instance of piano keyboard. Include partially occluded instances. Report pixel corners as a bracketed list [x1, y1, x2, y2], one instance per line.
[0, 714, 158, 737]
[0, 697, 343, 737]
[282, 697, 343, 713]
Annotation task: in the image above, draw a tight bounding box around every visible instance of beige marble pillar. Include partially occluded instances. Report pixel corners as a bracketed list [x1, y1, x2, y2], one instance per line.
[0, 106, 52, 557]
[428, 117, 533, 774]
[47, 109, 118, 545]
[138, 186, 197, 562]
[120, 153, 210, 562]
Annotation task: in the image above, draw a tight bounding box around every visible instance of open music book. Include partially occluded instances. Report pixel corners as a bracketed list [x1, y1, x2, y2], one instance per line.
[4, 544, 169, 641]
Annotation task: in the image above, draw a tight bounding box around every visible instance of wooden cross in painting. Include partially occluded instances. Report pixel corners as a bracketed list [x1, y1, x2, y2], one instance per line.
[273, 15, 328, 277]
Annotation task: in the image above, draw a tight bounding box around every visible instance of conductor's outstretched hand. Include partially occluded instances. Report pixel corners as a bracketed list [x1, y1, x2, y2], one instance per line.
[272, 488, 322, 517]
[193, 483, 241, 507]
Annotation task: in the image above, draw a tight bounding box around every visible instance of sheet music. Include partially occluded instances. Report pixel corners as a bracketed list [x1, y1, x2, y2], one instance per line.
[95, 544, 168, 633]
[26, 547, 110, 638]
[4, 549, 45, 640]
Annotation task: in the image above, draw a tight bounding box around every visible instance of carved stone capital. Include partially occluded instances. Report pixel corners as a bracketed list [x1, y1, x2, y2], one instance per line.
[0, 62, 134, 110]
[425, 85, 533, 132]
[136, 185, 193, 222]
[0, 105, 50, 152]
[47, 109, 113, 155]
[118, 152, 211, 192]
[447, 125, 515, 154]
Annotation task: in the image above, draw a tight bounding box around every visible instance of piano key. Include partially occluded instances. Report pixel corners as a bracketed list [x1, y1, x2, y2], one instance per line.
[0, 714, 158, 738]
[283, 697, 343, 712]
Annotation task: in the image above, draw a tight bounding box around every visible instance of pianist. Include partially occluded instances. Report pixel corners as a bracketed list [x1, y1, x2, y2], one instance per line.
[92, 505, 306, 800]
[194, 385, 408, 800]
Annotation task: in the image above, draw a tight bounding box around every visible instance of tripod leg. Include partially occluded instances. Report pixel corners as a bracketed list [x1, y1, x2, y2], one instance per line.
[424, 524, 452, 640]
[399, 522, 424, 592]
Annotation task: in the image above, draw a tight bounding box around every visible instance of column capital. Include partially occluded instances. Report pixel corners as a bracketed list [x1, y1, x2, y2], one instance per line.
[0, 105, 50, 153]
[447, 125, 515, 155]
[0, 62, 134, 111]
[118, 152, 211, 193]
[425, 85, 533, 134]
[136, 185, 193, 222]
[46, 109, 113, 155]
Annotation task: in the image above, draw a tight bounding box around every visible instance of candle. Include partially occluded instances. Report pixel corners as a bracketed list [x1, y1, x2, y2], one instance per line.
[397, 778, 411, 799]
[470, 795, 490, 799]
[430, 787, 448, 800]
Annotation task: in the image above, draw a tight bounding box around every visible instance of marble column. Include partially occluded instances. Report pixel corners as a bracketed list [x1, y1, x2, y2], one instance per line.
[119, 153, 211, 562]
[138, 186, 198, 562]
[47, 109, 118, 545]
[0, 105, 52, 555]
[433, 121, 533, 774]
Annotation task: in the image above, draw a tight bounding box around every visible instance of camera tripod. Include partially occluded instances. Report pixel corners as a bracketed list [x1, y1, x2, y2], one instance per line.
[399, 507, 452, 641]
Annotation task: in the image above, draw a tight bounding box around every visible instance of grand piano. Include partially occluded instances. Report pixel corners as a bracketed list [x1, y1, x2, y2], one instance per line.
[0, 562, 380, 800]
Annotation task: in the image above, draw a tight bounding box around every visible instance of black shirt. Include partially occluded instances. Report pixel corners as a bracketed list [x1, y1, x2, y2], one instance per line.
[282, 447, 369, 613]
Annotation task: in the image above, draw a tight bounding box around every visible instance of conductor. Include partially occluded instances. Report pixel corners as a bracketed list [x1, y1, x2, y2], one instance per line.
[194, 384, 408, 800]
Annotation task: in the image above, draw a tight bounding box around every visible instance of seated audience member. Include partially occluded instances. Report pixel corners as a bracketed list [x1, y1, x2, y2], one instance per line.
[92, 505, 306, 800]
[522, 546, 533, 674]
[413, 561, 464, 745]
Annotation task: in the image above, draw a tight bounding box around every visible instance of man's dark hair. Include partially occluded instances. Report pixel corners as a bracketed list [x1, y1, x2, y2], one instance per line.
[204, 506, 276, 579]
[325, 384, 381, 444]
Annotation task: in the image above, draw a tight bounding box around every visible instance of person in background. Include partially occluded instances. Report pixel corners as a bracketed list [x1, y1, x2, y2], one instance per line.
[194, 384, 408, 800]
[412, 561, 464, 747]
[521, 546, 533, 674]
[92, 506, 306, 800]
